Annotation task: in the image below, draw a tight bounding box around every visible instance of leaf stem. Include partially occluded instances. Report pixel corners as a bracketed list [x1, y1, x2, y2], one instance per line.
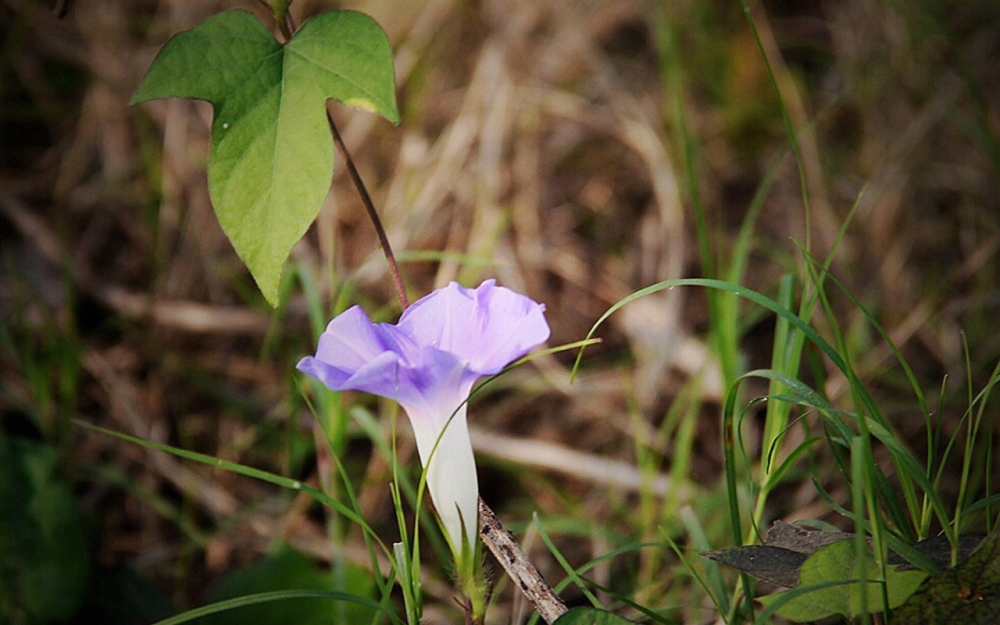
[258, 0, 294, 42]
[327, 113, 409, 311]
[478, 497, 567, 624]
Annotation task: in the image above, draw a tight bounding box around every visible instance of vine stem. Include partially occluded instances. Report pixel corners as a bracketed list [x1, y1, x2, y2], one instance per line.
[327, 113, 409, 311]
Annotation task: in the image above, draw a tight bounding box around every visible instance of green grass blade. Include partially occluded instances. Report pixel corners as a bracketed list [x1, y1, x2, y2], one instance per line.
[151, 589, 399, 625]
[533, 512, 602, 607]
[73, 419, 391, 558]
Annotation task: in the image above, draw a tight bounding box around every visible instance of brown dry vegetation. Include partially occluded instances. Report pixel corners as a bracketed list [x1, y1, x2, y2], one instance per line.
[3, 0, 1000, 623]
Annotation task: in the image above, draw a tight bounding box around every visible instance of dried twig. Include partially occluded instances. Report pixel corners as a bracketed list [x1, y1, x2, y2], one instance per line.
[470, 426, 683, 498]
[478, 498, 567, 624]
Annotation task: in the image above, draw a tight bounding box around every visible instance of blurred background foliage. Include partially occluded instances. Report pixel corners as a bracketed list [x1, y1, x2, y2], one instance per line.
[2, 0, 999, 622]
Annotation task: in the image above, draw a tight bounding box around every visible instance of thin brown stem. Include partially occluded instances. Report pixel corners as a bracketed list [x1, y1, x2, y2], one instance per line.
[478, 498, 567, 624]
[258, 0, 293, 41]
[327, 113, 409, 311]
[283, 10, 296, 42]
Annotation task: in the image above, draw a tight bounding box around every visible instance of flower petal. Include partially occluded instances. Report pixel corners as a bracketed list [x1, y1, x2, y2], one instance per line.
[398, 280, 550, 374]
[359, 345, 470, 421]
[391, 346, 468, 418]
[296, 306, 391, 389]
[315, 306, 388, 367]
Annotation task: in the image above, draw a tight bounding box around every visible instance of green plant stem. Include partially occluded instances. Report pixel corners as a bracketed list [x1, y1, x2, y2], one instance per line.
[327, 113, 409, 311]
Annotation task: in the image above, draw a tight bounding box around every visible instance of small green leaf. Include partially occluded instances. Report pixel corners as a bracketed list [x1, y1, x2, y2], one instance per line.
[132, 10, 398, 305]
[553, 606, 637, 624]
[757, 540, 927, 621]
[704, 521, 974, 593]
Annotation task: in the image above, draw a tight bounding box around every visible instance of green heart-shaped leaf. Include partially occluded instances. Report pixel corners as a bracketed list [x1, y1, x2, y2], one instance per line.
[132, 10, 399, 305]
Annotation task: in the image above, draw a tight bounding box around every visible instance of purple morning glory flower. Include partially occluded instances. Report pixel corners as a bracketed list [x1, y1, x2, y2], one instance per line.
[297, 279, 550, 557]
